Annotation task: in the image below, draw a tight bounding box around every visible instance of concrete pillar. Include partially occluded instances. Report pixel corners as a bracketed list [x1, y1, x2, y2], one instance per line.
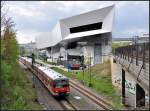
[136, 84, 145, 107]
[51, 47, 53, 62]
[122, 69, 126, 104]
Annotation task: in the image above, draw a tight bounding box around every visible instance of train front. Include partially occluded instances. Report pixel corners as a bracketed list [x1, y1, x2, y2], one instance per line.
[52, 78, 70, 96]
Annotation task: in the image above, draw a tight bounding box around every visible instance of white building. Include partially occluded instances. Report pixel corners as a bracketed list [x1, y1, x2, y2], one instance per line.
[36, 5, 115, 67]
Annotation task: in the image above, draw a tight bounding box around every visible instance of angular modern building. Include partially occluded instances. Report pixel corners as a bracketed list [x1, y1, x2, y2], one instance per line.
[36, 5, 115, 67]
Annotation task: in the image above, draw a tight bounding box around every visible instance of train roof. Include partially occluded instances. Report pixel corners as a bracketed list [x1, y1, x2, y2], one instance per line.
[38, 66, 68, 80]
[21, 57, 68, 80]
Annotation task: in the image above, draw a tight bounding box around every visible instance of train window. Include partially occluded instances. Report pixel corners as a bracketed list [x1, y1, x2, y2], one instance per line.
[54, 79, 69, 88]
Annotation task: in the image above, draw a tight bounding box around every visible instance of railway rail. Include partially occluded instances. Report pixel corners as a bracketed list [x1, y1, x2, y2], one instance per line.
[59, 98, 78, 110]
[69, 80, 113, 110]
[36, 60, 113, 110]
[37, 60, 114, 110]
[34, 59, 113, 110]
[19, 60, 78, 110]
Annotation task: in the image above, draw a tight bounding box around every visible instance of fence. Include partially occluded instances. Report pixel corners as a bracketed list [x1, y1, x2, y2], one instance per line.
[114, 42, 149, 68]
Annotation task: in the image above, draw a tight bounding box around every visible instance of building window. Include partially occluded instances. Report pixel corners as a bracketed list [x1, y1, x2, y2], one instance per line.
[70, 22, 102, 33]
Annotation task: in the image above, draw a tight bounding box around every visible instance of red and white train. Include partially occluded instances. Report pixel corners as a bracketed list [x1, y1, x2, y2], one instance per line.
[19, 56, 70, 96]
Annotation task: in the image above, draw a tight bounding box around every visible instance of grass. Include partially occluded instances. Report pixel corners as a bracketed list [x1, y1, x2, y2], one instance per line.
[50, 60, 124, 109]
[0, 60, 42, 110]
[45, 61, 57, 65]
[42, 60, 57, 65]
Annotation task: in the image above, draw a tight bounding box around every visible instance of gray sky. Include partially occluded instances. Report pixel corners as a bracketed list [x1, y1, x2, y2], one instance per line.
[5, 1, 149, 44]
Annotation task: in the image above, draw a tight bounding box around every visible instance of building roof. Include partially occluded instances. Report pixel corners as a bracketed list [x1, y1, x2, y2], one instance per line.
[36, 5, 115, 49]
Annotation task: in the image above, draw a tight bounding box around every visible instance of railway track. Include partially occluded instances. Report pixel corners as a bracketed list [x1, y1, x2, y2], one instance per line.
[19, 60, 78, 110]
[58, 98, 78, 110]
[35, 74, 78, 110]
[69, 80, 113, 110]
[34, 60, 113, 110]
[19, 59, 113, 110]
[34, 71, 77, 110]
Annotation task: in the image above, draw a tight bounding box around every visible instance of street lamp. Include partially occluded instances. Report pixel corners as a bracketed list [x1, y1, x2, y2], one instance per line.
[78, 42, 87, 85]
[80, 51, 85, 85]
[89, 56, 92, 87]
[82, 56, 85, 85]
[31, 53, 35, 88]
[67, 52, 70, 72]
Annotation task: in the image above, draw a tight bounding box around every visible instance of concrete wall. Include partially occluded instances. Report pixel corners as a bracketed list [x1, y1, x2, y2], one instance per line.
[51, 46, 60, 63]
[115, 57, 149, 91]
[83, 45, 94, 65]
[111, 56, 149, 108]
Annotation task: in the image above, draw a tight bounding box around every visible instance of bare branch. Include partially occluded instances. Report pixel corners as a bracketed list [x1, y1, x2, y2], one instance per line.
[1, 1, 6, 9]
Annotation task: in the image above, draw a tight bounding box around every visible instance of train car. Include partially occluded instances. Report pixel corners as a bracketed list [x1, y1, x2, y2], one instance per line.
[19, 57, 70, 96]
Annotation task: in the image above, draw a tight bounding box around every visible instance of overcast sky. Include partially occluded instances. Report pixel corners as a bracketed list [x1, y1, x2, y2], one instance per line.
[4, 1, 149, 44]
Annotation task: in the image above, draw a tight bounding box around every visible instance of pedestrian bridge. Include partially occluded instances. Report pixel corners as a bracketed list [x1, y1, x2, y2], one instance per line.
[111, 42, 149, 109]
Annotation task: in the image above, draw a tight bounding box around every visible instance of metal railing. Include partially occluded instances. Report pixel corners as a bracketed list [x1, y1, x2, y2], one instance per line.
[114, 42, 149, 68]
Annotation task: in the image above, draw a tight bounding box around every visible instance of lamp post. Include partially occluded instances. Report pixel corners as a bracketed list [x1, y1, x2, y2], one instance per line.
[82, 55, 84, 85]
[89, 56, 92, 87]
[31, 53, 35, 88]
[67, 53, 69, 72]
[78, 42, 87, 85]
[80, 51, 84, 85]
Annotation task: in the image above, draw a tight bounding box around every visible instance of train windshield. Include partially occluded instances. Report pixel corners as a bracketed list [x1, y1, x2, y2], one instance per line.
[54, 79, 69, 88]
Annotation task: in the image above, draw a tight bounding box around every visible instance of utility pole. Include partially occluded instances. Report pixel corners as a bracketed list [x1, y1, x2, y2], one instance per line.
[81, 55, 84, 85]
[31, 53, 35, 88]
[89, 57, 92, 87]
[67, 53, 69, 72]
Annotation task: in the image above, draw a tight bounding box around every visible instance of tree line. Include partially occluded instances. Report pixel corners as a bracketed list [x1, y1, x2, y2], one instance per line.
[1, 2, 19, 63]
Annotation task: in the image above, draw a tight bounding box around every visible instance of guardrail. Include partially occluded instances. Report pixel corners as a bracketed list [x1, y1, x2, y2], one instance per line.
[114, 42, 149, 68]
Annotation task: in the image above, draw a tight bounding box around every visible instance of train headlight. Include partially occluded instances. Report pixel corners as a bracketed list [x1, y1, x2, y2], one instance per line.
[54, 90, 58, 93]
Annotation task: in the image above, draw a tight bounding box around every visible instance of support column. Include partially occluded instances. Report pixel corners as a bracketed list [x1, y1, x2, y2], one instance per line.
[122, 69, 125, 104]
[136, 84, 145, 107]
[51, 47, 53, 63]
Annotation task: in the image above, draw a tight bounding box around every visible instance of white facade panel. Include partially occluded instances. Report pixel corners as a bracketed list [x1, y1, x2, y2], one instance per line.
[60, 5, 114, 39]
[63, 29, 110, 41]
[36, 32, 51, 49]
[36, 5, 115, 49]
[102, 6, 115, 31]
[36, 22, 62, 49]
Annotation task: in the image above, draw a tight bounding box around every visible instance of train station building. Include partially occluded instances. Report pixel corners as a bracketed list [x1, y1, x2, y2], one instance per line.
[36, 5, 115, 67]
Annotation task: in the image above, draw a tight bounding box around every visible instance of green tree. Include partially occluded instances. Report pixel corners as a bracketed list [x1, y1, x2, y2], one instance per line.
[1, 14, 19, 63]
